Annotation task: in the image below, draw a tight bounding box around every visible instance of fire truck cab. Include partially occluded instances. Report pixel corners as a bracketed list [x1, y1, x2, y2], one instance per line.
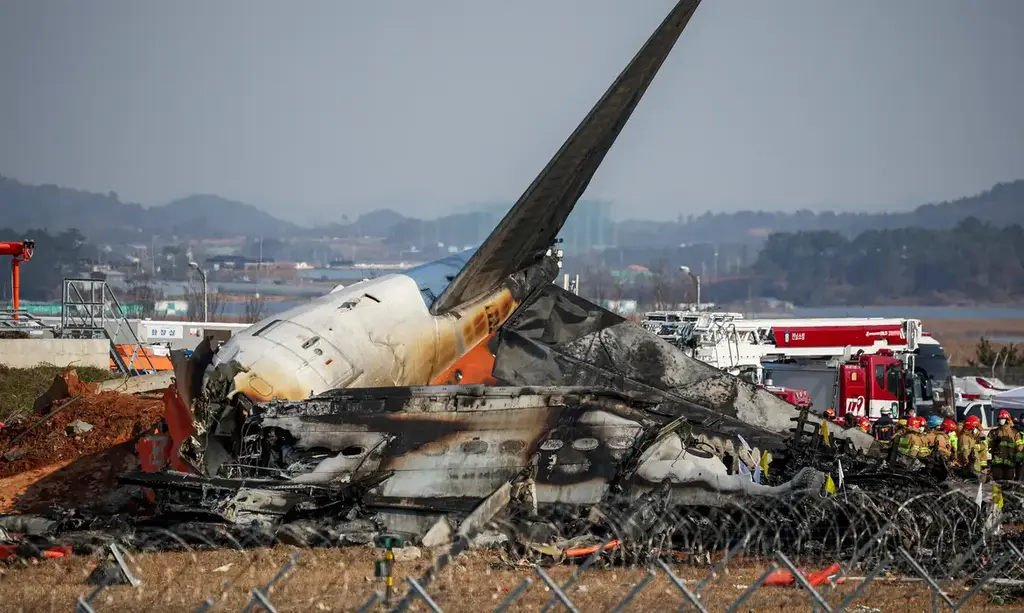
[835, 349, 911, 421]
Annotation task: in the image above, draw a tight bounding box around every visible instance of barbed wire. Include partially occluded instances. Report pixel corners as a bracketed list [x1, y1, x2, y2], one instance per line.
[3, 483, 1024, 612]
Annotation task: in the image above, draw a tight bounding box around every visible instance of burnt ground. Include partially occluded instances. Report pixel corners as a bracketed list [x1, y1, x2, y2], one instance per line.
[1, 546, 1021, 613]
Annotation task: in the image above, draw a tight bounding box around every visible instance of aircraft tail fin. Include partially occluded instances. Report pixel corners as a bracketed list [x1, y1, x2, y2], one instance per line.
[430, 0, 702, 314]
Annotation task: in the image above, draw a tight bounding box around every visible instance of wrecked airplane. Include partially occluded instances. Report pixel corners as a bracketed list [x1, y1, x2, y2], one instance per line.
[125, 0, 888, 540]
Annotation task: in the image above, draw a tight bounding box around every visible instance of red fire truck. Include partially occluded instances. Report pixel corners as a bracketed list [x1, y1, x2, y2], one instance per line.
[833, 349, 909, 421]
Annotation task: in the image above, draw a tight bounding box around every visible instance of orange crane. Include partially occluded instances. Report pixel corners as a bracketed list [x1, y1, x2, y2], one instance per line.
[0, 240, 34, 319]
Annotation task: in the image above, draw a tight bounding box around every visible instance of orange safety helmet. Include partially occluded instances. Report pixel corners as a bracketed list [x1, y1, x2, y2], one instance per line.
[856, 417, 871, 432]
[824, 408, 836, 421]
[964, 415, 982, 430]
[940, 418, 956, 434]
[911, 416, 926, 430]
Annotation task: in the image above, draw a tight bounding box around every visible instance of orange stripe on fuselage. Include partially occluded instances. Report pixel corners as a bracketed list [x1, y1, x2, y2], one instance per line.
[430, 332, 498, 385]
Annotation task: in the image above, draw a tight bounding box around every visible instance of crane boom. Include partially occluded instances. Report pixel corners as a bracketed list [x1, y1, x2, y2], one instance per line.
[0, 240, 35, 319]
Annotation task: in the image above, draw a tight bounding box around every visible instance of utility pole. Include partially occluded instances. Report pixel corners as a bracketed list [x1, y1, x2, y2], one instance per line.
[679, 265, 700, 308]
[188, 261, 209, 321]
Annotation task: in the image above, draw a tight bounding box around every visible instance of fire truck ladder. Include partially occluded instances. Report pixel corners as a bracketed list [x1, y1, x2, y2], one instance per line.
[59, 278, 156, 374]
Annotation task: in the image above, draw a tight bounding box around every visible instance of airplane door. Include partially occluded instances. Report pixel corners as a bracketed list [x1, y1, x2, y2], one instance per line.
[255, 320, 360, 388]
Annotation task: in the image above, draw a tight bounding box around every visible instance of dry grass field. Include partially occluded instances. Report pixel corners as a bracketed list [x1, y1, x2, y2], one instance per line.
[1, 546, 1020, 613]
[924, 319, 1024, 366]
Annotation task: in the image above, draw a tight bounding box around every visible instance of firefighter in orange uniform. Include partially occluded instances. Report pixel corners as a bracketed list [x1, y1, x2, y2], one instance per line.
[957, 415, 988, 474]
[989, 410, 1020, 481]
[925, 415, 953, 460]
[897, 416, 928, 458]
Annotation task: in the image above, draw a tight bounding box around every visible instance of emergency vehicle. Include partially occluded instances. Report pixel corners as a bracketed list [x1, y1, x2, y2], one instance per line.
[952, 376, 1013, 407]
[640, 312, 951, 416]
[833, 349, 907, 420]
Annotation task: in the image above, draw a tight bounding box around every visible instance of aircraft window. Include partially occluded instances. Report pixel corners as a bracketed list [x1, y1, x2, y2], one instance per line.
[253, 320, 282, 337]
[874, 365, 885, 391]
[461, 440, 489, 454]
[572, 438, 599, 451]
[539, 439, 563, 451]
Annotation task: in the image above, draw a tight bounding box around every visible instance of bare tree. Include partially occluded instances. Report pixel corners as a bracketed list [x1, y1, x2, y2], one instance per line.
[243, 292, 267, 324]
[125, 275, 163, 319]
[646, 261, 673, 310]
[184, 278, 224, 322]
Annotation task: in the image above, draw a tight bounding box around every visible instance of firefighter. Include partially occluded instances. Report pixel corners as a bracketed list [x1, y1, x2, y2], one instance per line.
[915, 416, 939, 459]
[941, 418, 958, 456]
[1016, 430, 1024, 480]
[957, 415, 988, 474]
[872, 406, 896, 443]
[856, 416, 871, 434]
[926, 415, 953, 460]
[897, 405, 916, 435]
[988, 410, 1019, 481]
[897, 416, 928, 458]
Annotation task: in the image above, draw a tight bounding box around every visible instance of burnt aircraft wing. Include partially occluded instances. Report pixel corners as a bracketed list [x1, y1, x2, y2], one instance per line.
[430, 0, 702, 315]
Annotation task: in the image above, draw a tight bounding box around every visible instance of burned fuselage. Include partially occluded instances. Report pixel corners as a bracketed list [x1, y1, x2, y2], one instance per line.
[215, 385, 821, 514]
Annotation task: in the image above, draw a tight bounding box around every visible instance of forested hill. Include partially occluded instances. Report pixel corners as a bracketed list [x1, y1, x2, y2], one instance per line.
[617, 180, 1024, 246]
[752, 218, 1024, 306]
[2, 172, 1023, 245]
[0, 175, 297, 242]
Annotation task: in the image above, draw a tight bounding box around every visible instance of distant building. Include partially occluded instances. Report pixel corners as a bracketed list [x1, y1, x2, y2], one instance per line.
[205, 255, 271, 271]
[454, 199, 616, 254]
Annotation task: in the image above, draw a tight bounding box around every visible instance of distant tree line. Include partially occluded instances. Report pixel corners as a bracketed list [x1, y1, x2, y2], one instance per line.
[969, 338, 1024, 369]
[6, 216, 1024, 310]
[753, 218, 1024, 305]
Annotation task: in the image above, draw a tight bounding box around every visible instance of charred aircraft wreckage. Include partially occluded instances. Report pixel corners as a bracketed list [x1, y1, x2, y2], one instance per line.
[16, 0, 1001, 554]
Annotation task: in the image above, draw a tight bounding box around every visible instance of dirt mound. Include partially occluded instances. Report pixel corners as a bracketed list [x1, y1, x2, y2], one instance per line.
[0, 390, 163, 480]
[0, 364, 117, 424]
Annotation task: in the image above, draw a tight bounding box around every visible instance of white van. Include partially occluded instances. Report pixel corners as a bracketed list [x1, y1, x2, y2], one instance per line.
[957, 400, 1024, 431]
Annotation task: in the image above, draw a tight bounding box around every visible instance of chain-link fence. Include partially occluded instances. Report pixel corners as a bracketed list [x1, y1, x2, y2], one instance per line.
[3, 481, 1022, 612]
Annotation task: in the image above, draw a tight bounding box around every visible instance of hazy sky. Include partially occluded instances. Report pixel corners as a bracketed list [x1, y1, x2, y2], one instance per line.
[1, 1, 1023, 223]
